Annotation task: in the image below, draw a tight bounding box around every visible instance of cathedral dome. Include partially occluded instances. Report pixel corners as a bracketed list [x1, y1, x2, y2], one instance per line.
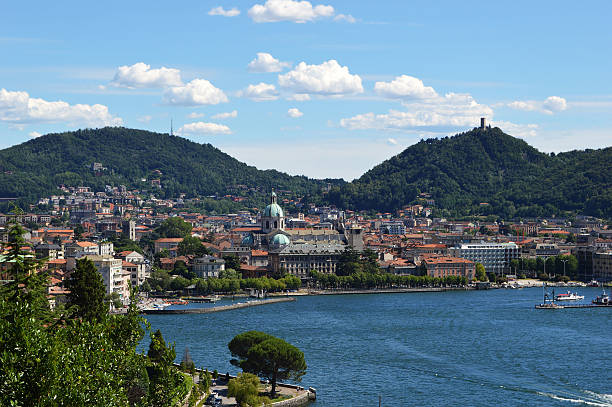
[271, 233, 290, 246]
[263, 191, 284, 218]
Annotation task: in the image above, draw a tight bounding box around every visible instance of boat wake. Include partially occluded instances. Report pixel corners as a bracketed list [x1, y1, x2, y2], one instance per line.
[537, 391, 612, 406]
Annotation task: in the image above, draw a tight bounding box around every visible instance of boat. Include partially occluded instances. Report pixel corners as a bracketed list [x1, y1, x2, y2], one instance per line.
[588, 280, 600, 287]
[554, 291, 584, 301]
[592, 289, 610, 305]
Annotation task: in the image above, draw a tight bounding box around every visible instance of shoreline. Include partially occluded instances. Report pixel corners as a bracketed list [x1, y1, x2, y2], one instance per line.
[141, 297, 295, 314]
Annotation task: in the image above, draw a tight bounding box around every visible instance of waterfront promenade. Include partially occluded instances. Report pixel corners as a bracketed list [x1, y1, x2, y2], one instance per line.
[141, 297, 295, 315]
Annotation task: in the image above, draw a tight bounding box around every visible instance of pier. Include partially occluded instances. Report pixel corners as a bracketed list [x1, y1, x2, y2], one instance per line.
[535, 303, 612, 309]
[141, 297, 295, 315]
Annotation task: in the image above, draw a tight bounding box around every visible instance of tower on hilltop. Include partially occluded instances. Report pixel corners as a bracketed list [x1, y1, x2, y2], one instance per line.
[480, 117, 486, 129]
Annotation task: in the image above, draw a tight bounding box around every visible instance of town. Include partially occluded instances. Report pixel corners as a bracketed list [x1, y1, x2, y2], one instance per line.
[2, 182, 610, 310]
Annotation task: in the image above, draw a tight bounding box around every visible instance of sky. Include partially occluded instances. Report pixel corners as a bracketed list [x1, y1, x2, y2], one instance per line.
[1, 0, 611, 180]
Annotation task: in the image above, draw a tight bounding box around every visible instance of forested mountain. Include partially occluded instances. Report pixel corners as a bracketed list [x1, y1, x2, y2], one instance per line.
[325, 127, 612, 219]
[0, 127, 338, 206]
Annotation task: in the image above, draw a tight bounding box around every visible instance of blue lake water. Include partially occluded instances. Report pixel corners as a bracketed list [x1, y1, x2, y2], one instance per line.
[143, 288, 612, 406]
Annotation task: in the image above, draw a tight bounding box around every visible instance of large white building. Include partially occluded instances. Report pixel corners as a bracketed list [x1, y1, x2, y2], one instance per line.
[449, 242, 519, 275]
[192, 255, 226, 279]
[85, 255, 131, 305]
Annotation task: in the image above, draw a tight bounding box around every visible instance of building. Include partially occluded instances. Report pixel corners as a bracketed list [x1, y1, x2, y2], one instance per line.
[154, 237, 183, 256]
[116, 250, 149, 287]
[592, 251, 612, 283]
[423, 256, 475, 281]
[260, 191, 285, 233]
[380, 221, 406, 235]
[449, 242, 519, 275]
[65, 241, 99, 257]
[192, 255, 225, 279]
[34, 243, 63, 260]
[269, 243, 346, 278]
[85, 255, 130, 306]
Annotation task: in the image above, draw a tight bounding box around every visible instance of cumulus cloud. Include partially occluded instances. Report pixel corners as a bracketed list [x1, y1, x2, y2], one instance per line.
[29, 131, 42, 138]
[179, 121, 232, 135]
[0, 88, 123, 126]
[278, 59, 363, 96]
[492, 121, 539, 138]
[374, 75, 438, 99]
[507, 96, 567, 115]
[239, 82, 279, 101]
[248, 0, 334, 23]
[212, 110, 238, 119]
[387, 137, 397, 145]
[208, 6, 240, 17]
[340, 92, 493, 131]
[248, 52, 291, 73]
[287, 107, 303, 118]
[163, 79, 228, 106]
[333, 14, 356, 23]
[110, 62, 182, 88]
[187, 112, 205, 119]
[287, 93, 311, 101]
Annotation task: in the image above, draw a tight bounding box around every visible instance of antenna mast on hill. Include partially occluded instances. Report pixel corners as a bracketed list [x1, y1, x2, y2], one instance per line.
[170, 119, 173, 136]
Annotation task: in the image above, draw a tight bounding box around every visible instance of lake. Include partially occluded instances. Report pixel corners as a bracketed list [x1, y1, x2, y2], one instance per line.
[143, 287, 612, 406]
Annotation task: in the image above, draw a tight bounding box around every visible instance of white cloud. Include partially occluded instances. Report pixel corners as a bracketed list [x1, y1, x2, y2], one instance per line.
[187, 112, 205, 119]
[137, 115, 153, 123]
[248, 0, 334, 23]
[163, 79, 228, 106]
[507, 96, 567, 115]
[0, 88, 123, 126]
[340, 92, 493, 131]
[212, 110, 238, 119]
[208, 6, 240, 17]
[287, 93, 311, 101]
[333, 14, 356, 23]
[278, 59, 363, 96]
[287, 108, 303, 118]
[387, 137, 397, 145]
[248, 52, 291, 73]
[239, 82, 279, 101]
[180, 121, 232, 135]
[492, 121, 539, 138]
[29, 131, 42, 138]
[110, 62, 182, 88]
[374, 75, 438, 99]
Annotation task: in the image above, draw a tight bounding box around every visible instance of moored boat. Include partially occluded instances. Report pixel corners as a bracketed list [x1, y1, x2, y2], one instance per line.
[592, 289, 610, 305]
[554, 291, 584, 301]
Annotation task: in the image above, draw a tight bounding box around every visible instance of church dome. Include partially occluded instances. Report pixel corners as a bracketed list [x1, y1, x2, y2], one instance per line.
[264, 203, 284, 218]
[271, 233, 290, 246]
[241, 234, 254, 246]
[263, 191, 284, 218]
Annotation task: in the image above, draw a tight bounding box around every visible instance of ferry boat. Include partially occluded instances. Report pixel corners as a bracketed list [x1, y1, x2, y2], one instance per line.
[592, 289, 610, 305]
[554, 291, 584, 301]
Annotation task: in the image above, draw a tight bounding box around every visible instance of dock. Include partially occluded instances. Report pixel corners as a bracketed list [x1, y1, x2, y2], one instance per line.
[141, 297, 295, 315]
[535, 303, 612, 309]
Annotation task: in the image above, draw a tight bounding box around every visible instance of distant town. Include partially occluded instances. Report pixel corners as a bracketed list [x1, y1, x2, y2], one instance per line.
[1, 181, 610, 309]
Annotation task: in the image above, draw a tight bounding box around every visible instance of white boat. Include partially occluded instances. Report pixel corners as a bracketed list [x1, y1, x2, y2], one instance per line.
[554, 291, 584, 301]
[592, 289, 610, 305]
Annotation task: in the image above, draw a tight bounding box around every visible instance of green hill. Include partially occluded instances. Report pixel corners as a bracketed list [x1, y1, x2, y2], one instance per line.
[325, 127, 612, 219]
[0, 127, 337, 208]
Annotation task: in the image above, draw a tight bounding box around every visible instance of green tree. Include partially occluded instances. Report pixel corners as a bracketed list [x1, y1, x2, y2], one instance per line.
[223, 254, 242, 271]
[228, 372, 270, 407]
[229, 331, 306, 398]
[155, 217, 192, 238]
[66, 258, 107, 322]
[178, 235, 211, 257]
[475, 263, 487, 282]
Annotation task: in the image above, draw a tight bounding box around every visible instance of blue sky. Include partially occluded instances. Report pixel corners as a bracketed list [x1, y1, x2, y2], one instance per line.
[2, 0, 611, 180]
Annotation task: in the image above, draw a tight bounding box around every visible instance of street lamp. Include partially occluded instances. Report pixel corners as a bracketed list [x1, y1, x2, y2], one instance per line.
[561, 259, 568, 277]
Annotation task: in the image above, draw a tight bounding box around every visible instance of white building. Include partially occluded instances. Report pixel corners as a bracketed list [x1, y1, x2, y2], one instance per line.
[192, 255, 226, 279]
[85, 255, 130, 305]
[449, 242, 519, 275]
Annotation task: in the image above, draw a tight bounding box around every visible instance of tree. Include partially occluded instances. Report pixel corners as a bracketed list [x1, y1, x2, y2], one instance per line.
[223, 254, 241, 271]
[178, 235, 211, 257]
[227, 373, 270, 407]
[155, 217, 192, 238]
[228, 331, 306, 398]
[475, 263, 487, 282]
[66, 258, 107, 322]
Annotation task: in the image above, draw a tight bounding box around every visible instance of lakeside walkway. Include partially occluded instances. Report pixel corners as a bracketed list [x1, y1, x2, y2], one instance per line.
[141, 297, 295, 315]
